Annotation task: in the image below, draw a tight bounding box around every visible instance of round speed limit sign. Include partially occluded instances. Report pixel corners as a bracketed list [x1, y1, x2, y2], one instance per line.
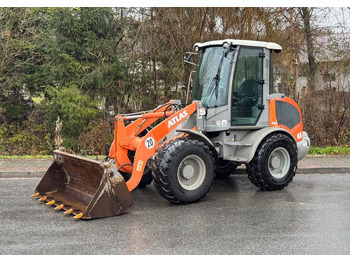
[145, 137, 155, 149]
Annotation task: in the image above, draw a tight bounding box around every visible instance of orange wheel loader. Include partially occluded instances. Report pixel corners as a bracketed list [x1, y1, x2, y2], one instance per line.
[31, 39, 310, 219]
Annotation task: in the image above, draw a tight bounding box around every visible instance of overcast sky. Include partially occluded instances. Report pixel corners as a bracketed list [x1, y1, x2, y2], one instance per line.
[314, 7, 350, 33]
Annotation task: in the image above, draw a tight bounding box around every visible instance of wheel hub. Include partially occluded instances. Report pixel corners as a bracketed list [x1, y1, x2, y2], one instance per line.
[181, 164, 195, 180]
[270, 153, 281, 169]
[177, 154, 206, 190]
[268, 147, 290, 179]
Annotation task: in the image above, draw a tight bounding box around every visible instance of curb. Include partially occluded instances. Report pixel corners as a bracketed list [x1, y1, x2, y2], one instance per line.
[296, 167, 350, 174]
[0, 170, 46, 178]
[234, 167, 350, 175]
[1, 167, 350, 178]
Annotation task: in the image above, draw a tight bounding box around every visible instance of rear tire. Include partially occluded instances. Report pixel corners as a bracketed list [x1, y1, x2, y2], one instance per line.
[246, 133, 297, 191]
[138, 172, 153, 189]
[215, 159, 237, 179]
[120, 167, 153, 189]
[152, 138, 214, 204]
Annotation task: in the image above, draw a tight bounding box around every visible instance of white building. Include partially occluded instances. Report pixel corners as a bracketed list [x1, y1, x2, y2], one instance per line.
[297, 33, 350, 93]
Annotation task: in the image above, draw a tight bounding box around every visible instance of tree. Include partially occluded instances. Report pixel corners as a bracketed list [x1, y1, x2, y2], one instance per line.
[129, 7, 289, 110]
[299, 7, 317, 92]
[36, 7, 130, 149]
[40, 8, 128, 110]
[0, 8, 45, 124]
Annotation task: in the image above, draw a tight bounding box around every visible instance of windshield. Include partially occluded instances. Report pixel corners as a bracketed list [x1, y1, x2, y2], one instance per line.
[192, 46, 234, 108]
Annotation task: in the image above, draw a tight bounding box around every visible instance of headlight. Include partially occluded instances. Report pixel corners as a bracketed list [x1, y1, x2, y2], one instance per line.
[198, 107, 207, 116]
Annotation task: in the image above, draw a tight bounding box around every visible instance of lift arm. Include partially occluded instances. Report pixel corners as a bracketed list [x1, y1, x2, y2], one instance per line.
[109, 101, 199, 191]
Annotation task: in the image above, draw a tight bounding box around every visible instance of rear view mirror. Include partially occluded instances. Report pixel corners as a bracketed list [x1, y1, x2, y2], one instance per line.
[184, 52, 198, 66]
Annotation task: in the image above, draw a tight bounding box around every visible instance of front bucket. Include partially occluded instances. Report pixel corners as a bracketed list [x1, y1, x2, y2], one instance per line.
[32, 150, 133, 219]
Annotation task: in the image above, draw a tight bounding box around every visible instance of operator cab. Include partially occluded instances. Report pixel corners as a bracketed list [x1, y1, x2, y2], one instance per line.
[188, 39, 282, 131]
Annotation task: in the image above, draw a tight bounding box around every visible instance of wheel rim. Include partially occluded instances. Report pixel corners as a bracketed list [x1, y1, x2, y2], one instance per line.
[177, 154, 206, 190]
[268, 147, 290, 179]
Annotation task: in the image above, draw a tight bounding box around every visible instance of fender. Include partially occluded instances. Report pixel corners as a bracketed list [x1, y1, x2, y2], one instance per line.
[176, 129, 216, 151]
[234, 127, 296, 163]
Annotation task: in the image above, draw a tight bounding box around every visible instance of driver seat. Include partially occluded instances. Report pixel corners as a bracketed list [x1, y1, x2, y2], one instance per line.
[235, 79, 259, 117]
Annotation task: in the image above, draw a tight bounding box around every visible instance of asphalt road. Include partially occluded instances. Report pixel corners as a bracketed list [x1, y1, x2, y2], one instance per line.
[1, 173, 350, 255]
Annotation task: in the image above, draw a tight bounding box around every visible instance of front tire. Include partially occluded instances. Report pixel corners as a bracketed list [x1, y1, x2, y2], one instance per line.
[152, 139, 214, 204]
[246, 133, 298, 191]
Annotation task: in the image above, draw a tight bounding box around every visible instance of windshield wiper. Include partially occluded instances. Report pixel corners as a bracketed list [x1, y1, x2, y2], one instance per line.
[202, 51, 225, 107]
[214, 55, 225, 99]
[214, 43, 234, 99]
[201, 76, 216, 107]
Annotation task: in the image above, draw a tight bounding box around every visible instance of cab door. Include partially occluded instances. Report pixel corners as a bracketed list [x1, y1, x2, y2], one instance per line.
[231, 46, 264, 126]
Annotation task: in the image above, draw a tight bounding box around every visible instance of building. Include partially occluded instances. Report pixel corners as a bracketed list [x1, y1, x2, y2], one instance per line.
[297, 33, 350, 93]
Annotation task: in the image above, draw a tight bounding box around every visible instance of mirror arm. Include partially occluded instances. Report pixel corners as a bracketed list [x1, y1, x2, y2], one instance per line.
[186, 71, 196, 105]
[184, 60, 198, 66]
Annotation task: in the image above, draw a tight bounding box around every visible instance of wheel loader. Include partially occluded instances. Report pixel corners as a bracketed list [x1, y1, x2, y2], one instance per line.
[31, 39, 310, 219]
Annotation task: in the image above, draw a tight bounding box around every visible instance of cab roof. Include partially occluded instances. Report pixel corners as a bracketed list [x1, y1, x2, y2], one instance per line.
[194, 39, 282, 51]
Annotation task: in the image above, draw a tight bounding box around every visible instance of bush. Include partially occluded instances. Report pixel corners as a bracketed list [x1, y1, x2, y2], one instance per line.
[301, 90, 350, 146]
[78, 120, 114, 155]
[44, 85, 100, 151]
[0, 109, 53, 155]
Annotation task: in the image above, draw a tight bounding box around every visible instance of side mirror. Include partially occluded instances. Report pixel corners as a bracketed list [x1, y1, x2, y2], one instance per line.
[184, 53, 193, 63]
[184, 52, 198, 66]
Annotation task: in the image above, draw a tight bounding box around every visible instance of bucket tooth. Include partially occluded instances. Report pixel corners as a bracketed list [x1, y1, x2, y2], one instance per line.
[31, 192, 40, 197]
[73, 213, 84, 219]
[64, 208, 73, 215]
[54, 204, 64, 210]
[46, 200, 55, 206]
[38, 196, 47, 202]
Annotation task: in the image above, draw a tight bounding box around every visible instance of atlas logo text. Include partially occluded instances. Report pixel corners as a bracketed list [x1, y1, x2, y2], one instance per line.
[168, 110, 188, 128]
